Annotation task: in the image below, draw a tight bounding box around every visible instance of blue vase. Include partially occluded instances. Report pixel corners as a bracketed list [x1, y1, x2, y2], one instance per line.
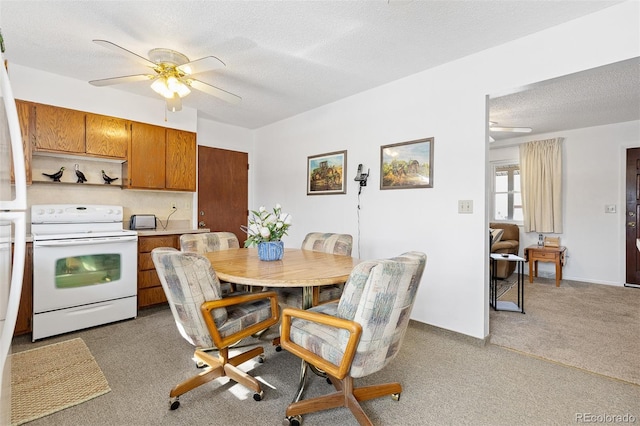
[258, 241, 284, 261]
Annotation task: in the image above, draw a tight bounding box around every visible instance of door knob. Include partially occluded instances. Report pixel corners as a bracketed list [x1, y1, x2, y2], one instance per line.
[628, 222, 636, 228]
[199, 221, 206, 227]
[200, 211, 205, 216]
[629, 211, 636, 217]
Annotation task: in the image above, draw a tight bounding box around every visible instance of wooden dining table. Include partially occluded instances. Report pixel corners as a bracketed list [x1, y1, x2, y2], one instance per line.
[203, 247, 361, 406]
[204, 247, 360, 309]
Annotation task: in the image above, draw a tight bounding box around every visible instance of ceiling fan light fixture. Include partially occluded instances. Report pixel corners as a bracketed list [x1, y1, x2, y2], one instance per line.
[167, 76, 190, 97]
[151, 77, 173, 98]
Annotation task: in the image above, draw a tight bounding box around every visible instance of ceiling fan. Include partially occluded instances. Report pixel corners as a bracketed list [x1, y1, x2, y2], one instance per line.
[488, 121, 532, 142]
[89, 40, 241, 112]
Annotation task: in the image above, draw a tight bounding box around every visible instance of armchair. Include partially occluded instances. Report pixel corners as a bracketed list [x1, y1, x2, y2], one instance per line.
[151, 248, 279, 409]
[280, 251, 426, 425]
[277, 232, 353, 307]
[489, 222, 520, 279]
[180, 232, 241, 293]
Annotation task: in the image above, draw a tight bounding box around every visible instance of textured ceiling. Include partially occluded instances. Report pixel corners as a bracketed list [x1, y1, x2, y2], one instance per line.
[1, 0, 636, 134]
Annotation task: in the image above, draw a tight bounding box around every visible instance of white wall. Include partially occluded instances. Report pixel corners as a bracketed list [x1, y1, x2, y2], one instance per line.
[252, 2, 639, 339]
[490, 120, 640, 286]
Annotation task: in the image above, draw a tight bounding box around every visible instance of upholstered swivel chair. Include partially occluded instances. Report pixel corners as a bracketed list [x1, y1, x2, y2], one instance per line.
[277, 232, 353, 307]
[180, 232, 241, 293]
[280, 251, 426, 426]
[151, 247, 279, 409]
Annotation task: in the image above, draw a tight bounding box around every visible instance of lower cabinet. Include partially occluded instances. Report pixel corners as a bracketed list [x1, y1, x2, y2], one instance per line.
[137, 235, 178, 309]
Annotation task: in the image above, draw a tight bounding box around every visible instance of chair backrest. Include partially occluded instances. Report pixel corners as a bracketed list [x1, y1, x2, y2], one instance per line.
[151, 247, 227, 349]
[301, 232, 353, 256]
[336, 251, 426, 378]
[180, 232, 240, 254]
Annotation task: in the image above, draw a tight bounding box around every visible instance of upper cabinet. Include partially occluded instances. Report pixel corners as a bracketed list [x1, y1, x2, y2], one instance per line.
[126, 124, 196, 192]
[14, 100, 32, 184]
[33, 103, 86, 154]
[128, 122, 166, 190]
[15, 100, 196, 192]
[85, 114, 129, 159]
[166, 129, 196, 191]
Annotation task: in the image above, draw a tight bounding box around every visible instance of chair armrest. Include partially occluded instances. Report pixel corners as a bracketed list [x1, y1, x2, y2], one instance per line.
[201, 291, 280, 348]
[280, 307, 362, 380]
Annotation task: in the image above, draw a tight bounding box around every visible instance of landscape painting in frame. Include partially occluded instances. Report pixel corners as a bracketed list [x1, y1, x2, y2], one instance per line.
[380, 137, 433, 189]
[307, 150, 347, 195]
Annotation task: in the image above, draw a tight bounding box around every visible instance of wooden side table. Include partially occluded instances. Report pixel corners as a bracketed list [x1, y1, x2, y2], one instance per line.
[525, 245, 567, 287]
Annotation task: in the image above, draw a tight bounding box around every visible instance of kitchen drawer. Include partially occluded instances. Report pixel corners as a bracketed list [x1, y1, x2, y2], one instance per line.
[138, 235, 178, 252]
[138, 252, 155, 271]
[138, 286, 168, 308]
[138, 270, 161, 289]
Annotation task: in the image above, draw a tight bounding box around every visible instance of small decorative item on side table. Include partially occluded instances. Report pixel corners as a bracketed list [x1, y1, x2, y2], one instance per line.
[490, 253, 525, 313]
[241, 203, 292, 261]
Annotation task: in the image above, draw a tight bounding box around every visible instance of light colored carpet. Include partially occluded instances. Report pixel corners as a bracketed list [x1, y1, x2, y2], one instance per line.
[10, 337, 111, 425]
[490, 277, 640, 385]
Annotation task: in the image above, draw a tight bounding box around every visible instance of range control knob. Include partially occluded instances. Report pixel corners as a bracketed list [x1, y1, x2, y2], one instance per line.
[47, 209, 55, 214]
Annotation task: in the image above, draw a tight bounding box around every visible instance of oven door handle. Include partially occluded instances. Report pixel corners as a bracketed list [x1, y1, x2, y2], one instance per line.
[34, 236, 138, 247]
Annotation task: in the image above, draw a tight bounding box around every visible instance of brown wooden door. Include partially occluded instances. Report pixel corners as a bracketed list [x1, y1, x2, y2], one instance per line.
[625, 147, 640, 286]
[166, 129, 196, 191]
[85, 113, 129, 159]
[128, 122, 166, 189]
[197, 146, 248, 244]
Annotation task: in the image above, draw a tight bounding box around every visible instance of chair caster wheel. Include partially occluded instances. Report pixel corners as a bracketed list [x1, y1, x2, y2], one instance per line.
[253, 391, 264, 401]
[392, 392, 401, 401]
[195, 360, 206, 368]
[257, 354, 265, 363]
[169, 398, 180, 410]
[283, 415, 302, 426]
[275, 345, 282, 352]
[326, 377, 332, 385]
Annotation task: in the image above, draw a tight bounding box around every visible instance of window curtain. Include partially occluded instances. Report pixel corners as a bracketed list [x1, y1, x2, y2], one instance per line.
[519, 138, 563, 233]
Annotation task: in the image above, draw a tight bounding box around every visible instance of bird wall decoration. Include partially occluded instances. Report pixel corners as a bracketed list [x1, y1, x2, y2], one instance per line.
[74, 164, 87, 183]
[42, 167, 65, 182]
[101, 170, 119, 184]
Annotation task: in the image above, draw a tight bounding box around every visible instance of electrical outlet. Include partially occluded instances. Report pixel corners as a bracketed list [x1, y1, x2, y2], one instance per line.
[170, 202, 177, 210]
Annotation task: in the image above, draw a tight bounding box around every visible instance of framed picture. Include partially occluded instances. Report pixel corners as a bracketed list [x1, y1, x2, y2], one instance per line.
[307, 150, 347, 195]
[380, 137, 434, 190]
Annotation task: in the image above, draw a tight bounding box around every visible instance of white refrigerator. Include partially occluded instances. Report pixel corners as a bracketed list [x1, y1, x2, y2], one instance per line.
[0, 35, 28, 424]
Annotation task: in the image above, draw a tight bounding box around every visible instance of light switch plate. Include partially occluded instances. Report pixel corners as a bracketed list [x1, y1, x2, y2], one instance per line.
[458, 200, 473, 214]
[605, 204, 616, 213]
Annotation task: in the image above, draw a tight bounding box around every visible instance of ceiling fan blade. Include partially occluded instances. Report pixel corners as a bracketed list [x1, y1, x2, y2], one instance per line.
[177, 56, 225, 75]
[89, 74, 153, 86]
[490, 126, 532, 133]
[166, 94, 182, 112]
[93, 39, 157, 69]
[190, 79, 241, 104]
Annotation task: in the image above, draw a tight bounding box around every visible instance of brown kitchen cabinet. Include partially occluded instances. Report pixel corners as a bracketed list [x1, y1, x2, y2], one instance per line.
[127, 122, 166, 190]
[33, 103, 86, 154]
[13, 242, 33, 336]
[137, 235, 178, 308]
[126, 125, 196, 192]
[12, 100, 32, 184]
[166, 129, 196, 191]
[85, 113, 129, 159]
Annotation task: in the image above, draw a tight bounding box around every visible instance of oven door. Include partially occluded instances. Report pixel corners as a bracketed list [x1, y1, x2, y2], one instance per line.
[33, 235, 137, 313]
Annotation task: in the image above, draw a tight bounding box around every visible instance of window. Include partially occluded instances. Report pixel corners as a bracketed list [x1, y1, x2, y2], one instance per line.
[492, 163, 522, 221]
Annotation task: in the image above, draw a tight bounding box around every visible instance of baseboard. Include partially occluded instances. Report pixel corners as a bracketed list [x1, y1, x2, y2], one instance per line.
[409, 320, 489, 347]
